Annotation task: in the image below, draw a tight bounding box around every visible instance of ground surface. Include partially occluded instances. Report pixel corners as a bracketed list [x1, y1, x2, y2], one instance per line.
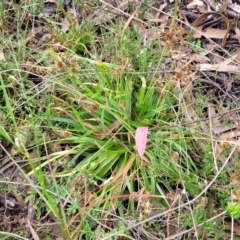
[1, 0, 240, 239]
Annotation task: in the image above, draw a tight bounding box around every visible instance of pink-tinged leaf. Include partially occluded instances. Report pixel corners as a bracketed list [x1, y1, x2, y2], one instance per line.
[135, 127, 148, 157]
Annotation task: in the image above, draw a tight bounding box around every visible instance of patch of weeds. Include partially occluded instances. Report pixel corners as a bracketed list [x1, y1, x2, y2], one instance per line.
[192, 39, 207, 55]
[227, 201, 240, 218]
[186, 33, 207, 55]
[202, 143, 218, 179]
[56, 21, 96, 55]
[226, 166, 240, 218]
[38, 44, 204, 238]
[0, 180, 16, 194]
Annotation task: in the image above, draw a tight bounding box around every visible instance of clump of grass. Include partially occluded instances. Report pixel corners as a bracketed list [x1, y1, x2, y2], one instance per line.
[28, 22, 204, 237]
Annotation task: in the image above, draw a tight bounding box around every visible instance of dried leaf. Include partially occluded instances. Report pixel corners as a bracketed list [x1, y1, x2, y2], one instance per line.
[61, 18, 71, 33]
[61, 7, 78, 32]
[219, 52, 240, 66]
[187, 0, 205, 12]
[198, 64, 240, 73]
[208, 104, 220, 131]
[198, 51, 240, 72]
[191, 53, 210, 63]
[193, 26, 228, 39]
[135, 127, 148, 157]
[0, 50, 5, 61]
[208, 105, 234, 134]
[191, 12, 229, 45]
[229, 2, 240, 13]
[235, 26, 240, 44]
